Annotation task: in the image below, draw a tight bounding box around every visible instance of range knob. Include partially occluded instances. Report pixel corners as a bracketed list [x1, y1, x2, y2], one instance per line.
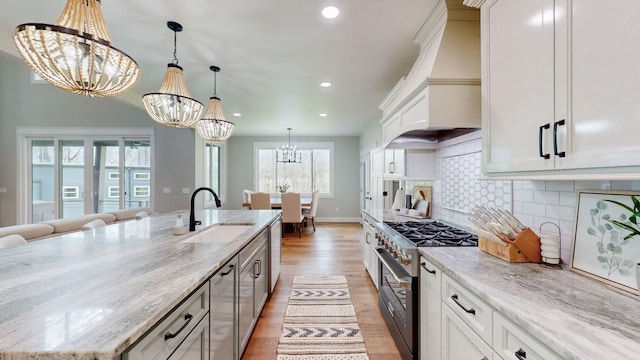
[401, 253, 411, 265]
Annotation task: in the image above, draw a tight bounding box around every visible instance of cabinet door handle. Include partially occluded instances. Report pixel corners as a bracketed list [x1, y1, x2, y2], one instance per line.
[164, 313, 193, 340]
[420, 262, 436, 275]
[451, 294, 476, 315]
[254, 259, 262, 278]
[553, 119, 566, 158]
[220, 264, 235, 276]
[515, 348, 527, 359]
[481, 357, 489, 360]
[538, 123, 550, 159]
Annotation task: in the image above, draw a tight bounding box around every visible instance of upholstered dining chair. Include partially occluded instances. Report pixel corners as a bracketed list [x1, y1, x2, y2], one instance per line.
[242, 189, 254, 209]
[250, 192, 272, 210]
[303, 190, 320, 232]
[281, 192, 304, 237]
[0, 234, 28, 249]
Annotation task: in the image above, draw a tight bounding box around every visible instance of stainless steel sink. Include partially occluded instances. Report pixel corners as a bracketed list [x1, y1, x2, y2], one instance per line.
[181, 224, 254, 243]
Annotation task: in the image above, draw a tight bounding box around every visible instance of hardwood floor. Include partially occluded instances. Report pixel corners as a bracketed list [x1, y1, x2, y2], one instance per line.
[242, 222, 402, 359]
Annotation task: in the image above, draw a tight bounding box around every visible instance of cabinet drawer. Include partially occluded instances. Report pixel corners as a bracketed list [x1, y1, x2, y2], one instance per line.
[123, 283, 210, 360]
[442, 273, 493, 345]
[442, 303, 494, 360]
[493, 312, 562, 360]
[239, 229, 267, 269]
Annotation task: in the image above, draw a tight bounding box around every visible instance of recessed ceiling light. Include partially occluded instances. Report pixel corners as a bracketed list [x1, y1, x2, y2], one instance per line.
[319, 113, 328, 117]
[322, 6, 339, 19]
[233, 113, 241, 117]
[320, 82, 332, 88]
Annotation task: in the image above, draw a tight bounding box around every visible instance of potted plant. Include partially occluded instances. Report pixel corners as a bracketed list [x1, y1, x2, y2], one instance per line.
[605, 196, 640, 292]
[277, 184, 289, 193]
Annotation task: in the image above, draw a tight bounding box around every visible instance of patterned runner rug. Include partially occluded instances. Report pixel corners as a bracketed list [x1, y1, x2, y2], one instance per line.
[277, 275, 369, 360]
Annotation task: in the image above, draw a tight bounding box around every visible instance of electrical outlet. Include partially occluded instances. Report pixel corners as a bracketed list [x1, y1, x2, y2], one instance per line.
[163, 187, 171, 194]
[336, 207, 340, 213]
[182, 188, 190, 194]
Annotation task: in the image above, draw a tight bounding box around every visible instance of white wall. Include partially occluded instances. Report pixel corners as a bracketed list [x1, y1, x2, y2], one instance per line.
[0, 52, 197, 226]
[226, 135, 361, 221]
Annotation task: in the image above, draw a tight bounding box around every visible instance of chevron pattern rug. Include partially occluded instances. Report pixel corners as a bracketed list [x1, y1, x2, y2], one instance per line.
[276, 275, 369, 359]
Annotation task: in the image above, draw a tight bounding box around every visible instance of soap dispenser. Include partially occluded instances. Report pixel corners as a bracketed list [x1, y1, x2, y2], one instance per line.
[173, 214, 186, 235]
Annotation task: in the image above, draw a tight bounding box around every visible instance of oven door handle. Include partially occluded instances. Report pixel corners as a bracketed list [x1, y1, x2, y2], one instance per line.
[374, 247, 412, 289]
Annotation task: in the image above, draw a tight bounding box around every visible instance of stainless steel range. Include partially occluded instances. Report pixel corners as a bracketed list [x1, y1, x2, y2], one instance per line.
[373, 220, 477, 360]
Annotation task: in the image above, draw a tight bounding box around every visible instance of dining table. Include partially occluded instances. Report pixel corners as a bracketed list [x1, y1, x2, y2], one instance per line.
[242, 195, 312, 209]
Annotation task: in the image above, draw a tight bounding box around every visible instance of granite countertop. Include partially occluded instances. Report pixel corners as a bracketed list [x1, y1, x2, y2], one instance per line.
[0, 209, 281, 360]
[420, 247, 640, 360]
[363, 208, 432, 223]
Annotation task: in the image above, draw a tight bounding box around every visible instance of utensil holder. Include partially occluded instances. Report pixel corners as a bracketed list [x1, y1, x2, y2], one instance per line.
[478, 228, 540, 263]
[539, 222, 562, 269]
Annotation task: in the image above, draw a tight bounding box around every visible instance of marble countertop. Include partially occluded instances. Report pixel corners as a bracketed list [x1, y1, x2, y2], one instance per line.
[420, 247, 640, 360]
[362, 208, 432, 223]
[0, 210, 281, 360]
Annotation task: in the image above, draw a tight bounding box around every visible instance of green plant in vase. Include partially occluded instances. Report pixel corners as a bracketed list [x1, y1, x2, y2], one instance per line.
[277, 184, 289, 193]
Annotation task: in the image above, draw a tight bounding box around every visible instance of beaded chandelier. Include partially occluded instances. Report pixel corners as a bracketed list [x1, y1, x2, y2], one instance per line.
[196, 66, 236, 141]
[13, 0, 140, 97]
[142, 21, 203, 128]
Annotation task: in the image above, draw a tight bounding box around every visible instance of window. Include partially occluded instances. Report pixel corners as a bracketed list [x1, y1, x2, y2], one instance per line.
[254, 142, 334, 196]
[134, 172, 149, 180]
[17, 127, 154, 223]
[108, 186, 120, 198]
[62, 186, 79, 199]
[134, 186, 150, 197]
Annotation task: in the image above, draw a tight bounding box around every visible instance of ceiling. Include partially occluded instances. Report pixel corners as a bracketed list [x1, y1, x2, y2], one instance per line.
[0, 0, 437, 137]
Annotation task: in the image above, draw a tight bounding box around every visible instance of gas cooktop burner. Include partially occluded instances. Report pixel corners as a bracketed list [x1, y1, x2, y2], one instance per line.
[384, 221, 477, 247]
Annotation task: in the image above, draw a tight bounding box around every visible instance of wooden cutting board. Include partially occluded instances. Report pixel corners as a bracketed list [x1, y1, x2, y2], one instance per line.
[411, 186, 432, 218]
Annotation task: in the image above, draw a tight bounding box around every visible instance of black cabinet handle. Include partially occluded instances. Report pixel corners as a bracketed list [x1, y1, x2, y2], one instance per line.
[553, 119, 566, 158]
[220, 264, 235, 276]
[164, 313, 193, 340]
[420, 262, 436, 275]
[451, 294, 476, 315]
[539, 123, 550, 159]
[515, 348, 527, 359]
[481, 357, 489, 360]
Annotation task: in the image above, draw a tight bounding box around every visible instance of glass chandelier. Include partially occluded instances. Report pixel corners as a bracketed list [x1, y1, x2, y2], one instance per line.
[196, 66, 236, 141]
[142, 21, 203, 128]
[276, 128, 302, 163]
[13, 0, 140, 97]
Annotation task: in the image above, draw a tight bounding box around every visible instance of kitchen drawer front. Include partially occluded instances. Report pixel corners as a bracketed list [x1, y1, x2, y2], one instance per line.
[493, 312, 562, 360]
[239, 229, 268, 269]
[442, 303, 495, 360]
[123, 283, 210, 360]
[442, 273, 494, 345]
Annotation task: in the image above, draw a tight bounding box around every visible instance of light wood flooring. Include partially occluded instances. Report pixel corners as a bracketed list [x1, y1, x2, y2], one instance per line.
[241, 222, 402, 359]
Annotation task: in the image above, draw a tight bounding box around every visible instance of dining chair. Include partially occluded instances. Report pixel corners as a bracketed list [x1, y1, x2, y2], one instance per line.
[281, 192, 304, 237]
[242, 189, 254, 209]
[303, 190, 320, 232]
[250, 192, 272, 210]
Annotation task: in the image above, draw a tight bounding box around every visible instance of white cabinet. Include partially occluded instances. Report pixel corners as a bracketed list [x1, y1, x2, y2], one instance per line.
[384, 149, 405, 178]
[209, 257, 237, 360]
[493, 312, 562, 360]
[419, 257, 441, 360]
[481, 0, 640, 175]
[370, 148, 384, 210]
[442, 304, 495, 360]
[362, 212, 378, 289]
[167, 315, 209, 360]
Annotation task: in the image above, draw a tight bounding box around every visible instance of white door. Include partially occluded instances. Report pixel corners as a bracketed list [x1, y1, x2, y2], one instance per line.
[482, 0, 556, 173]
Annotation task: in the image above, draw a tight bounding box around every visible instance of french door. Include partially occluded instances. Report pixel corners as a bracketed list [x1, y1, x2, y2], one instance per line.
[18, 128, 153, 224]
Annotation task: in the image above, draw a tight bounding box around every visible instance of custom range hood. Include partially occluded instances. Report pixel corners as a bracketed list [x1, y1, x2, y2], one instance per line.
[379, 0, 481, 149]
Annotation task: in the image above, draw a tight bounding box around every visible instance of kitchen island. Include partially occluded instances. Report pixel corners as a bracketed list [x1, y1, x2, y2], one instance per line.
[0, 209, 281, 360]
[420, 247, 640, 360]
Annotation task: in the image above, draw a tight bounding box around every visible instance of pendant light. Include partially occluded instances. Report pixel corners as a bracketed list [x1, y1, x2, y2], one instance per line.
[196, 66, 236, 141]
[142, 21, 203, 128]
[13, 0, 140, 97]
[276, 128, 302, 163]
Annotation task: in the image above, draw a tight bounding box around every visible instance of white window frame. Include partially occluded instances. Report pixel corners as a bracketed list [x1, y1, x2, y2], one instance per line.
[108, 186, 120, 198]
[16, 127, 154, 224]
[108, 172, 119, 180]
[133, 172, 149, 180]
[253, 141, 335, 197]
[61, 186, 80, 199]
[133, 186, 150, 197]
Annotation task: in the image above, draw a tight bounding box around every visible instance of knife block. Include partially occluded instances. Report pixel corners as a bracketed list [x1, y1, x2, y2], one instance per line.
[478, 228, 541, 263]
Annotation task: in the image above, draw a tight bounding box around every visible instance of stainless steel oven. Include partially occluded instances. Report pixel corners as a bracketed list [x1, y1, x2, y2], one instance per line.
[374, 220, 478, 360]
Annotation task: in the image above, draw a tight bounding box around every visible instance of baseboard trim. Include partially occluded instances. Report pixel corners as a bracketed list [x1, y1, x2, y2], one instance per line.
[316, 217, 362, 223]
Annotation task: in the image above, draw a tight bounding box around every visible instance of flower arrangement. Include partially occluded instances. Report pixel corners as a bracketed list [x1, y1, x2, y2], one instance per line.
[277, 184, 289, 193]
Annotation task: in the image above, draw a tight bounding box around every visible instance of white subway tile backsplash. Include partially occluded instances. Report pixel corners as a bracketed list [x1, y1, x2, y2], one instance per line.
[574, 180, 611, 191]
[534, 190, 560, 205]
[512, 201, 523, 213]
[513, 189, 534, 202]
[516, 213, 534, 228]
[512, 180, 523, 190]
[522, 202, 546, 217]
[559, 191, 577, 207]
[546, 204, 576, 221]
[521, 180, 546, 191]
[611, 180, 640, 191]
[546, 181, 575, 192]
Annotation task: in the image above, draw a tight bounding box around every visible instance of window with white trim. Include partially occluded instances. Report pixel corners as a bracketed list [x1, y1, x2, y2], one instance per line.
[108, 186, 119, 198]
[134, 186, 150, 197]
[134, 172, 149, 180]
[254, 141, 334, 196]
[108, 172, 119, 180]
[62, 186, 79, 199]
